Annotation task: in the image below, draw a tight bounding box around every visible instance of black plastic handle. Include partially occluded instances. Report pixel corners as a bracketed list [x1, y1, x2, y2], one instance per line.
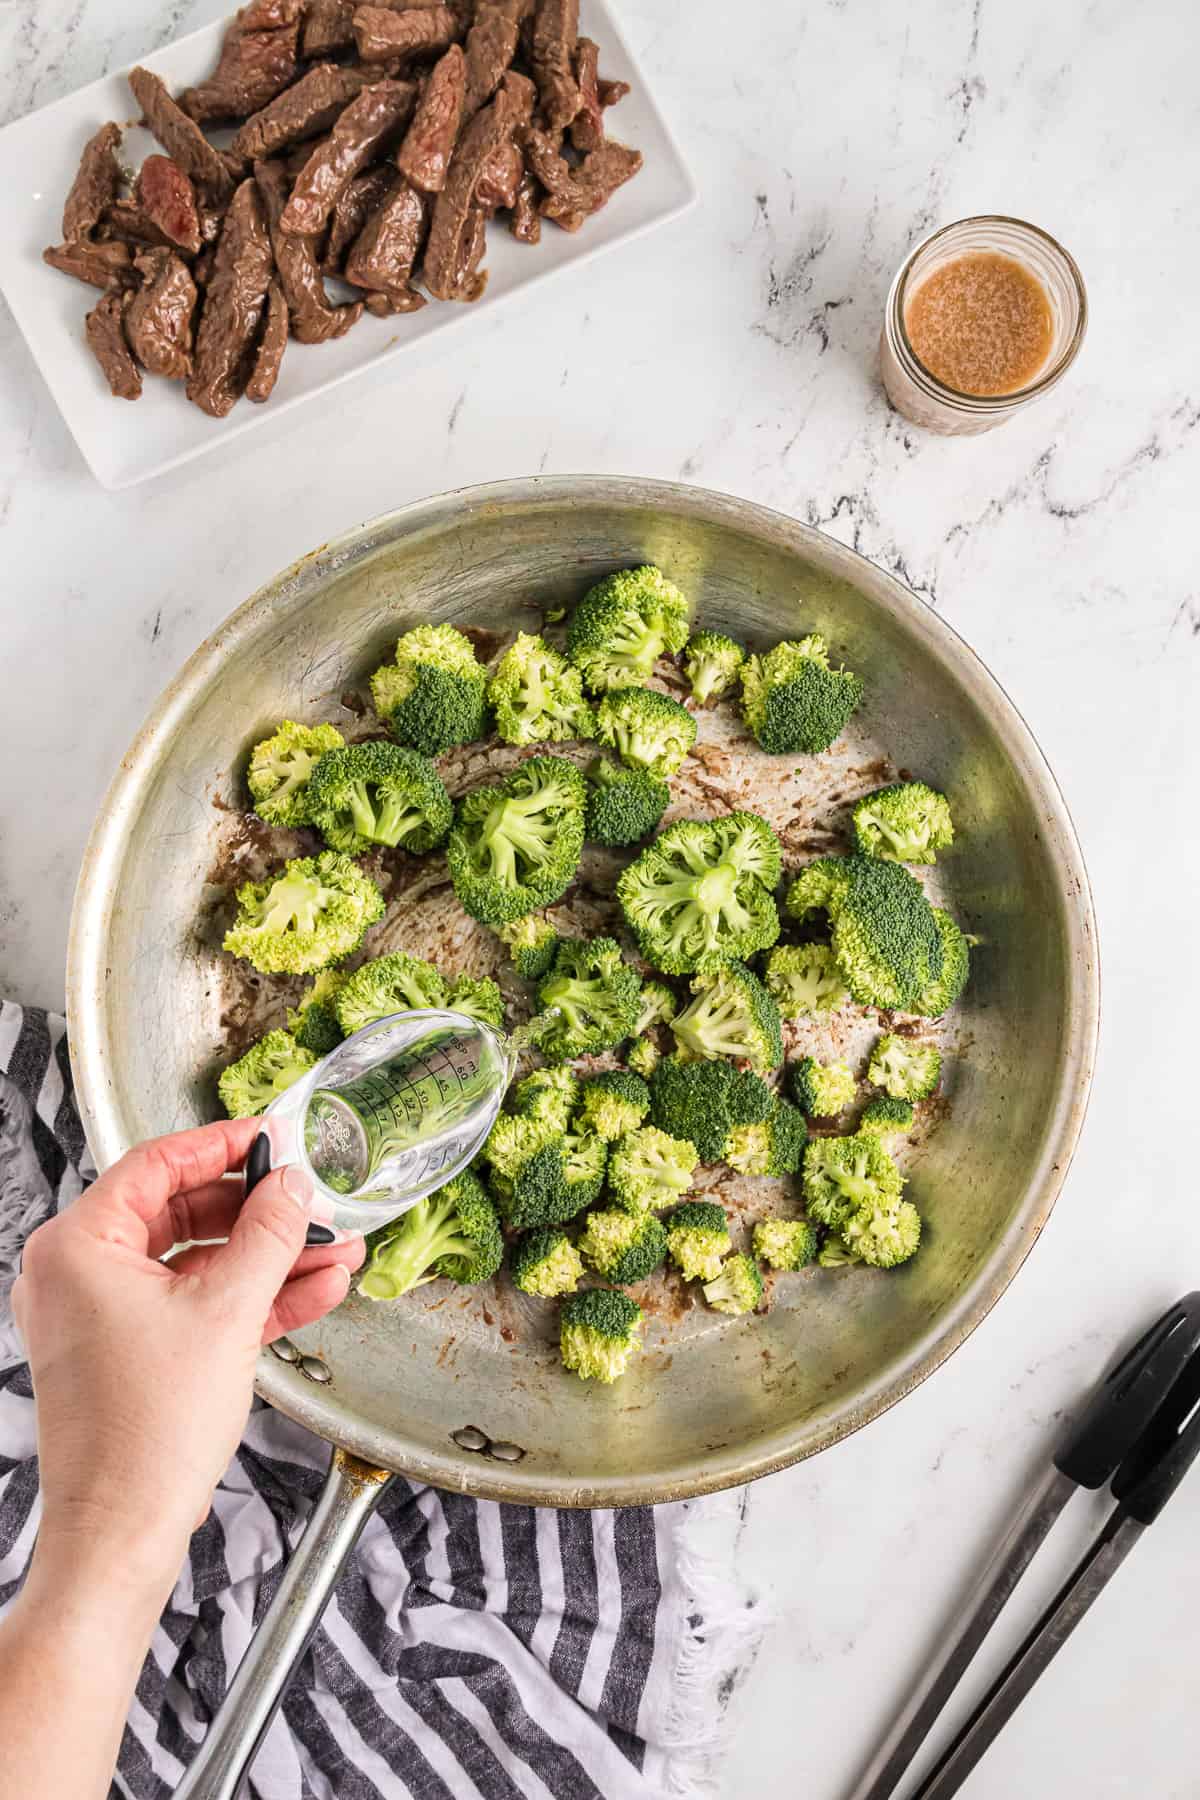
[244, 1131, 335, 1248]
[1112, 1342, 1200, 1524]
[1054, 1292, 1200, 1488]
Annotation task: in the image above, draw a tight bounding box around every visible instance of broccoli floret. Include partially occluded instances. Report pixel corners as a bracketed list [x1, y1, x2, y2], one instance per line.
[702, 1253, 763, 1315]
[617, 817, 781, 975]
[725, 1097, 807, 1175]
[790, 1056, 857, 1117]
[481, 1128, 572, 1230]
[783, 857, 854, 926]
[511, 1066, 580, 1130]
[852, 781, 954, 865]
[560, 1287, 643, 1383]
[370, 623, 488, 756]
[510, 1227, 584, 1298]
[306, 741, 451, 856]
[488, 632, 595, 745]
[567, 566, 691, 694]
[803, 1134, 905, 1228]
[446, 974, 505, 1030]
[585, 758, 670, 847]
[498, 914, 559, 981]
[818, 1233, 863, 1267]
[868, 1033, 942, 1101]
[911, 910, 970, 1019]
[625, 1035, 661, 1080]
[594, 687, 697, 778]
[670, 962, 783, 1073]
[664, 1200, 731, 1281]
[707, 812, 784, 889]
[859, 1094, 915, 1139]
[535, 937, 642, 1062]
[247, 719, 345, 827]
[287, 969, 348, 1056]
[578, 1208, 668, 1284]
[335, 953, 448, 1035]
[683, 631, 745, 705]
[576, 1070, 651, 1141]
[740, 635, 863, 755]
[636, 980, 678, 1032]
[223, 853, 384, 976]
[561, 1124, 609, 1209]
[762, 943, 849, 1018]
[840, 1198, 922, 1268]
[446, 756, 586, 926]
[359, 1169, 502, 1299]
[753, 1217, 818, 1271]
[648, 1055, 774, 1163]
[786, 855, 945, 1012]
[217, 1029, 317, 1117]
[608, 1126, 698, 1212]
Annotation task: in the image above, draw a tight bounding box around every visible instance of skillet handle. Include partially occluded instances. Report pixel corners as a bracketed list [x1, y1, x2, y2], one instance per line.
[174, 1446, 396, 1800]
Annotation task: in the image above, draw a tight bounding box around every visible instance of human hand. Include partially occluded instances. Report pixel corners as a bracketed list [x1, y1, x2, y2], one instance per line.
[11, 1118, 363, 1605]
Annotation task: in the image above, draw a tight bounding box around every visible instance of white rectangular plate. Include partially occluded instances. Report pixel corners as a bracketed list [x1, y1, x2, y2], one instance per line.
[0, 4, 694, 488]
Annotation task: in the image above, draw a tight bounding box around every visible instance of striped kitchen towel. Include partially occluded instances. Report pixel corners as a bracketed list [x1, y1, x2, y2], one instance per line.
[0, 1002, 767, 1800]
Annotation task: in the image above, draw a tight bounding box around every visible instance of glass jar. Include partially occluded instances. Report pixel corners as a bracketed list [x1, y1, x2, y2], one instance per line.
[880, 216, 1087, 436]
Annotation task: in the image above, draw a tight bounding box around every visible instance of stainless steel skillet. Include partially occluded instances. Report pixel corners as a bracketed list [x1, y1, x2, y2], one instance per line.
[65, 476, 1099, 1797]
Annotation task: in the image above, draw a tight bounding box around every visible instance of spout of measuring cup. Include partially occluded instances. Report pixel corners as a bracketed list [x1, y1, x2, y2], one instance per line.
[498, 1007, 562, 1082]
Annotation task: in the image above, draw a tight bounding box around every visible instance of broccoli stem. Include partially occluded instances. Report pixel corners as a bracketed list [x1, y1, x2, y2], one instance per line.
[359, 1193, 474, 1300]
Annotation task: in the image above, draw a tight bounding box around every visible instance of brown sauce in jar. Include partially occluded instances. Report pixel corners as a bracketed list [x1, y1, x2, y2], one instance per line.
[904, 252, 1053, 396]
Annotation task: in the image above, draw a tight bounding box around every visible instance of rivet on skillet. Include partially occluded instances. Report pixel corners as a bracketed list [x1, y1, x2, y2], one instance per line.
[270, 1338, 300, 1363]
[452, 1426, 489, 1452]
[300, 1355, 332, 1383]
[488, 1441, 525, 1463]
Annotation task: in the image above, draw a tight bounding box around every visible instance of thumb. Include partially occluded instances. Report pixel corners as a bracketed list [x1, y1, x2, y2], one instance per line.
[214, 1165, 315, 1316]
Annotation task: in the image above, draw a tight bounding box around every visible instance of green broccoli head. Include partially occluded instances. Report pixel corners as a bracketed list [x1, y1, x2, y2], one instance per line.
[576, 1069, 652, 1141]
[223, 853, 385, 975]
[594, 686, 697, 778]
[818, 1233, 863, 1267]
[783, 857, 855, 926]
[578, 1208, 668, 1284]
[511, 1066, 581, 1131]
[585, 758, 670, 847]
[608, 1125, 698, 1212]
[648, 1055, 774, 1163]
[370, 623, 488, 756]
[683, 631, 745, 705]
[803, 1133, 905, 1228]
[636, 980, 678, 1033]
[702, 1252, 764, 1315]
[359, 1169, 502, 1299]
[306, 741, 451, 856]
[510, 1227, 584, 1298]
[535, 936, 643, 1062]
[825, 856, 946, 1012]
[287, 969, 348, 1056]
[446, 974, 505, 1030]
[488, 632, 595, 746]
[625, 1035, 661, 1080]
[498, 913, 559, 981]
[724, 1096, 807, 1175]
[334, 952, 448, 1036]
[664, 1200, 731, 1282]
[617, 817, 780, 975]
[218, 1029, 317, 1117]
[247, 719, 345, 828]
[840, 1197, 922, 1268]
[852, 781, 954, 865]
[708, 812, 784, 890]
[859, 1095, 915, 1140]
[670, 961, 783, 1073]
[560, 1286, 643, 1383]
[740, 635, 863, 756]
[446, 756, 586, 926]
[790, 1055, 857, 1117]
[762, 943, 849, 1018]
[567, 565, 691, 694]
[482, 1107, 604, 1229]
[752, 1217, 818, 1271]
[868, 1033, 942, 1101]
[561, 1124, 609, 1209]
[911, 910, 970, 1019]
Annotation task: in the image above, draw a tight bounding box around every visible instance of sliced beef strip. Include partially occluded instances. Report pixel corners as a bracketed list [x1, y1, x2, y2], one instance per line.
[301, 0, 356, 55]
[280, 80, 416, 236]
[423, 69, 532, 297]
[352, 6, 460, 63]
[231, 63, 372, 161]
[128, 67, 237, 204]
[180, 0, 303, 124]
[344, 175, 429, 295]
[187, 178, 275, 417]
[448, 199, 488, 299]
[284, 135, 330, 178]
[256, 157, 363, 342]
[508, 164, 541, 241]
[124, 248, 197, 380]
[364, 286, 427, 314]
[529, 0, 579, 130]
[461, 3, 518, 118]
[396, 45, 465, 193]
[62, 121, 123, 242]
[475, 138, 521, 211]
[43, 238, 136, 291]
[135, 156, 203, 254]
[246, 277, 289, 400]
[569, 35, 602, 152]
[524, 128, 641, 231]
[84, 291, 142, 399]
[98, 199, 177, 253]
[321, 165, 393, 272]
[597, 74, 630, 108]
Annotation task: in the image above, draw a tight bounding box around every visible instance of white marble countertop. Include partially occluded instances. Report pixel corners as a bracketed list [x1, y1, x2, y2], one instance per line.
[2, 0, 1198, 1794]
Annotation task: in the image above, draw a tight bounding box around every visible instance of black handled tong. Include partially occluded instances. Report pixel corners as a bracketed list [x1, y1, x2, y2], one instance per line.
[849, 1292, 1200, 1800]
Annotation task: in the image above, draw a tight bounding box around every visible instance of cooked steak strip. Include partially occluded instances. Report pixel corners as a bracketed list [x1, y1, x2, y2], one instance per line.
[449, 200, 488, 299]
[302, 0, 356, 55]
[246, 277, 289, 400]
[128, 67, 237, 204]
[231, 63, 373, 160]
[322, 166, 394, 272]
[97, 200, 177, 253]
[344, 174, 429, 295]
[280, 80, 416, 236]
[181, 0, 303, 123]
[84, 291, 142, 398]
[124, 248, 197, 379]
[364, 286, 427, 314]
[187, 179, 275, 416]
[62, 121, 123, 241]
[256, 157, 363, 342]
[475, 139, 521, 211]
[396, 45, 465, 192]
[43, 238, 136, 290]
[423, 69, 531, 297]
[461, 3, 518, 118]
[524, 128, 641, 230]
[569, 35, 602, 152]
[597, 74, 630, 108]
[135, 156, 203, 254]
[529, 0, 579, 130]
[508, 163, 541, 241]
[353, 6, 460, 63]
